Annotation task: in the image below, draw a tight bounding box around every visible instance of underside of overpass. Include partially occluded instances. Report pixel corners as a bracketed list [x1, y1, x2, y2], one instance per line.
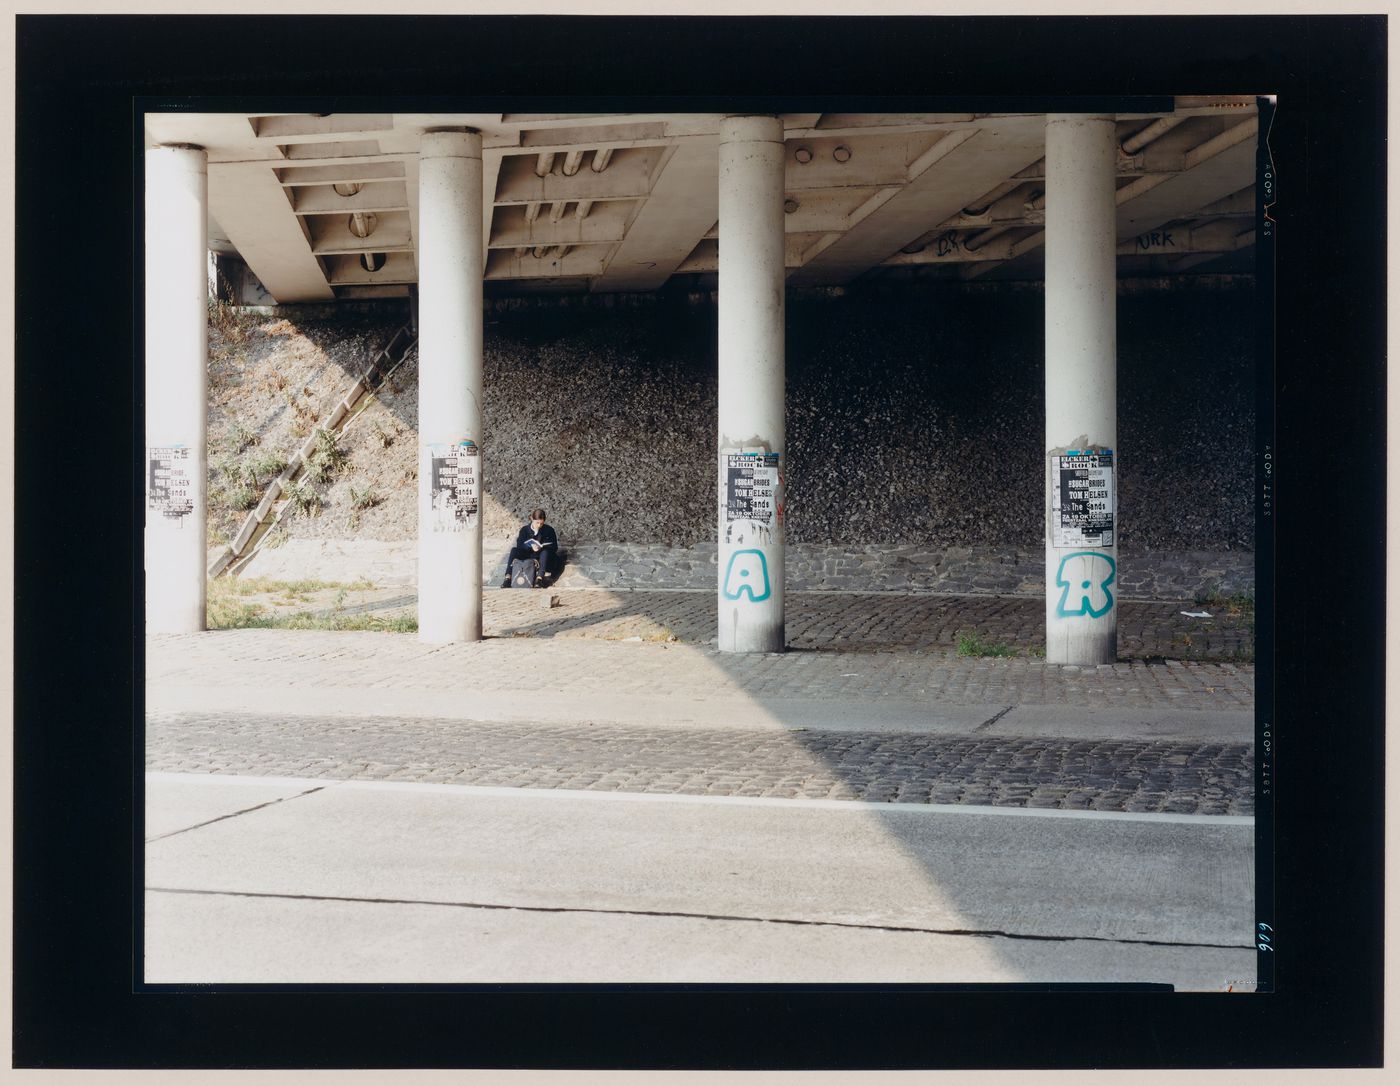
[144, 103, 1262, 662]
[144, 102, 1259, 303]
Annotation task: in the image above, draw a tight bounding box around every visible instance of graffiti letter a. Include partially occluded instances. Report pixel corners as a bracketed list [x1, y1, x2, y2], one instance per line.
[1055, 551, 1116, 619]
[723, 549, 772, 602]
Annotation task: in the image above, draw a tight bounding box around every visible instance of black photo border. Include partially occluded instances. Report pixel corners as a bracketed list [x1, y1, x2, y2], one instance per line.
[13, 12, 1385, 1070]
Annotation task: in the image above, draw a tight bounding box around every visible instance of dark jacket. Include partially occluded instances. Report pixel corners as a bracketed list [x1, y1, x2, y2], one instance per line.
[515, 522, 558, 553]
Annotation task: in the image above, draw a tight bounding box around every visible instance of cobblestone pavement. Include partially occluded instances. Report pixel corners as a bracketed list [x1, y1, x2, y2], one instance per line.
[149, 630, 1254, 711]
[301, 588, 1252, 660]
[147, 711, 1253, 816]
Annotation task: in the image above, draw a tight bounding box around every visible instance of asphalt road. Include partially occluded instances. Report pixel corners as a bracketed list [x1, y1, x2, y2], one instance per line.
[144, 772, 1256, 989]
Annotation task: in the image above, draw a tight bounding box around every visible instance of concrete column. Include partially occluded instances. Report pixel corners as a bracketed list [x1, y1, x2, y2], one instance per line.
[417, 129, 484, 643]
[1044, 114, 1118, 664]
[717, 115, 786, 654]
[145, 144, 208, 633]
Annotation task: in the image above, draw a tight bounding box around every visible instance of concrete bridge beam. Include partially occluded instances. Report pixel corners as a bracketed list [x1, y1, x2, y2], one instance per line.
[145, 144, 209, 634]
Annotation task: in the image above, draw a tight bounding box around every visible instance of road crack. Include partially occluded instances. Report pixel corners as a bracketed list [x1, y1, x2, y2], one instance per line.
[145, 786, 327, 843]
[972, 705, 1015, 732]
[145, 885, 1252, 951]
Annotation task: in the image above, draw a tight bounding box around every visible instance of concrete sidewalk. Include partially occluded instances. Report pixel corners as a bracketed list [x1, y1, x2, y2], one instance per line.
[151, 623, 1253, 734]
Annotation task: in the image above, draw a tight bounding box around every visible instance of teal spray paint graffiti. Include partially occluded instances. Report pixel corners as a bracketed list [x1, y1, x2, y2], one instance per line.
[1055, 551, 1116, 618]
[723, 549, 772, 602]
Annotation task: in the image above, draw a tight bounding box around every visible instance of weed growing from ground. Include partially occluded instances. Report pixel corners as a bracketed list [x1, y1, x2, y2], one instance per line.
[1193, 587, 1255, 617]
[225, 420, 257, 453]
[282, 477, 322, 516]
[214, 576, 376, 596]
[281, 612, 417, 633]
[308, 427, 348, 484]
[206, 595, 268, 629]
[208, 297, 255, 345]
[349, 485, 382, 510]
[216, 483, 257, 511]
[243, 450, 288, 487]
[206, 575, 407, 632]
[214, 455, 242, 484]
[956, 631, 1018, 658]
[286, 390, 318, 436]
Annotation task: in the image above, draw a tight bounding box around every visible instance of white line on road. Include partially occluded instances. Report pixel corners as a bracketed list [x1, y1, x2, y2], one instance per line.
[145, 772, 1254, 826]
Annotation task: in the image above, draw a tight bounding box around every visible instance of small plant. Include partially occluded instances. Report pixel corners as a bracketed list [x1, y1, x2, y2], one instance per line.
[1214, 593, 1254, 621]
[278, 583, 316, 603]
[216, 576, 364, 596]
[243, 450, 288, 487]
[283, 478, 322, 517]
[225, 420, 257, 453]
[282, 612, 416, 633]
[207, 361, 231, 394]
[1194, 586, 1255, 612]
[214, 454, 242, 484]
[371, 419, 395, 448]
[206, 574, 269, 628]
[307, 427, 348, 483]
[213, 483, 258, 512]
[349, 484, 382, 511]
[956, 632, 1018, 658]
[208, 297, 251, 345]
[316, 427, 347, 466]
[207, 598, 268, 629]
[285, 390, 317, 436]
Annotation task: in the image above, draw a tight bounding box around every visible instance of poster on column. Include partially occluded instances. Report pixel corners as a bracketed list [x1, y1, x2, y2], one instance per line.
[427, 442, 480, 532]
[1051, 450, 1115, 547]
[147, 446, 194, 523]
[723, 451, 780, 541]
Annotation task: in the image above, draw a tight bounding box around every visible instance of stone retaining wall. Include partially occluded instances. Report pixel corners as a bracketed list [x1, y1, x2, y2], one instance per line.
[237, 538, 1253, 601]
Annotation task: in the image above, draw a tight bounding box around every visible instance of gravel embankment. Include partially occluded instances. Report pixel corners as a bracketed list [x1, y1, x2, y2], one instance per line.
[207, 285, 1255, 551]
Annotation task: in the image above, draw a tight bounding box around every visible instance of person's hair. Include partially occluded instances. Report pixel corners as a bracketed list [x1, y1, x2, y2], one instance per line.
[530, 508, 547, 522]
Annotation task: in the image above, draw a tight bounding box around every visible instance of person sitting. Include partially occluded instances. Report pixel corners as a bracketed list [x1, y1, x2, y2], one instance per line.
[504, 507, 559, 587]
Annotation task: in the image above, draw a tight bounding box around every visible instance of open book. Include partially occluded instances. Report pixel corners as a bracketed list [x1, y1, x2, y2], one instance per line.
[524, 538, 554, 549]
